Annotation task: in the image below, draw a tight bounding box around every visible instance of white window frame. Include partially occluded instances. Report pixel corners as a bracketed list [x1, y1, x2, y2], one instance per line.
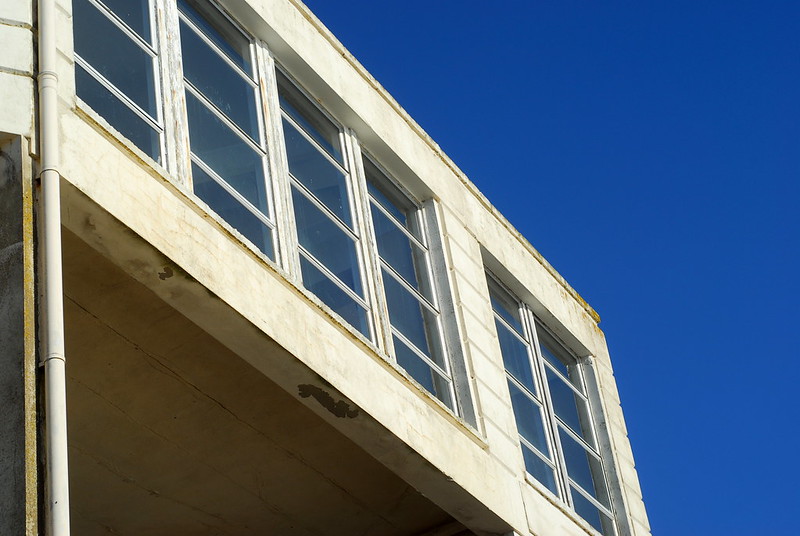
[487, 273, 619, 536]
[71, 0, 475, 423]
[73, 0, 166, 164]
[357, 151, 458, 411]
[271, 66, 376, 341]
[174, 0, 279, 262]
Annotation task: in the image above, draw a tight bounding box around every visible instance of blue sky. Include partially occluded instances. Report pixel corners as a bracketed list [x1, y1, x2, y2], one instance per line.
[302, 1, 800, 534]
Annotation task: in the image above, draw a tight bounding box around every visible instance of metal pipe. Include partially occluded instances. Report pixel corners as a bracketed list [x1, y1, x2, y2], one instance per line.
[38, 0, 71, 533]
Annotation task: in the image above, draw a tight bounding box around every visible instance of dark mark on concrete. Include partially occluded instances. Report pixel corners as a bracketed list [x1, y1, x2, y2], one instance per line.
[158, 266, 173, 280]
[298, 384, 359, 418]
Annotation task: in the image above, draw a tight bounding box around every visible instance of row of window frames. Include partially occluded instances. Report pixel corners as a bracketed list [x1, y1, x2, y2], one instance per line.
[78, 0, 603, 479]
[489, 281, 616, 535]
[74, 0, 458, 408]
[75, 3, 614, 531]
[72, 0, 268, 160]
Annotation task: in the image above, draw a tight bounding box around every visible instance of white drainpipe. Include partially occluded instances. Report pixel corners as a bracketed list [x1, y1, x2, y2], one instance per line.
[38, 0, 71, 534]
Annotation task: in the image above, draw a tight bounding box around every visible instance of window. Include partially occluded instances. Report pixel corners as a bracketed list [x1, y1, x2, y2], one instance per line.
[178, 0, 276, 259]
[276, 71, 372, 339]
[72, 0, 469, 418]
[73, 0, 163, 161]
[364, 157, 456, 410]
[488, 276, 616, 535]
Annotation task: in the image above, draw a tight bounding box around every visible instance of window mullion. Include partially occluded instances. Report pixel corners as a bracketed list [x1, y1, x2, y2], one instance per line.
[249, 41, 282, 265]
[349, 139, 392, 354]
[260, 48, 298, 277]
[420, 199, 472, 422]
[340, 128, 374, 334]
[154, 0, 190, 183]
[527, 304, 571, 501]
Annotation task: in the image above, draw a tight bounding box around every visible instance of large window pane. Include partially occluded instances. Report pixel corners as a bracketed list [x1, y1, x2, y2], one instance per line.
[521, 443, 559, 495]
[180, 20, 259, 140]
[75, 64, 160, 160]
[367, 180, 407, 227]
[382, 271, 444, 366]
[393, 336, 453, 409]
[283, 119, 351, 226]
[100, 0, 151, 42]
[547, 368, 593, 445]
[490, 288, 525, 336]
[558, 427, 609, 507]
[73, 0, 157, 116]
[299, 255, 369, 338]
[178, 0, 251, 71]
[572, 488, 615, 535]
[292, 188, 362, 295]
[371, 203, 433, 300]
[508, 380, 550, 457]
[496, 320, 536, 396]
[192, 163, 274, 259]
[277, 72, 343, 163]
[185, 92, 267, 213]
[537, 329, 577, 383]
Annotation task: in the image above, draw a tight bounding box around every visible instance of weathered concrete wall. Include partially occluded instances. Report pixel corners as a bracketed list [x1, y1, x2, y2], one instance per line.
[45, 0, 651, 533]
[0, 135, 37, 535]
[0, 1, 35, 138]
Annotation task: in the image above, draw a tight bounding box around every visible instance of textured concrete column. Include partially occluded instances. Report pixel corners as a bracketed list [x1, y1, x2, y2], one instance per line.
[0, 134, 37, 535]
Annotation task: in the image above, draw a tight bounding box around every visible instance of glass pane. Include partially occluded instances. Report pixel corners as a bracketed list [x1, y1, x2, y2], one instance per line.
[192, 163, 274, 259]
[73, 0, 157, 117]
[507, 380, 550, 457]
[299, 255, 370, 338]
[547, 367, 593, 445]
[489, 286, 525, 335]
[495, 319, 536, 396]
[367, 180, 407, 227]
[99, 0, 151, 42]
[382, 271, 445, 367]
[559, 427, 609, 507]
[75, 64, 160, 161]
[178, 0, 251, 71]
[393, 336, 454, 409]
[283, 119, 351, 226]
[277, 72, 343, 163]
[292, 188, 363, 296]
[185, 92, 268, 213]
[521, 443, 559, 496]
[371, 204, 434, 300]
[572, 487, 615, 535]
[180, 20, 259, 140]
[536, 328, 580, 385]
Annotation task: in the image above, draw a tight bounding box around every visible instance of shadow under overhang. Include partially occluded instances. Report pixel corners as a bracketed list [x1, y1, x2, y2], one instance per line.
[62, 230, 474, 536]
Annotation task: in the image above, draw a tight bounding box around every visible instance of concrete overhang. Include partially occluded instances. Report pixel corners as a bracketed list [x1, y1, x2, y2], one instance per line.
[60, 180, 513, 535]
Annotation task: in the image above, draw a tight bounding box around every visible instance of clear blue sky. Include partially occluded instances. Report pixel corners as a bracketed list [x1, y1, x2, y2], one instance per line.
[302, 1, 800, 534]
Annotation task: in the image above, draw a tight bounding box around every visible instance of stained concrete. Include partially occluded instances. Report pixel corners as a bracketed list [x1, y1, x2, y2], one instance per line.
[0, 135, 36, 535]
[62, 229, 472, 536]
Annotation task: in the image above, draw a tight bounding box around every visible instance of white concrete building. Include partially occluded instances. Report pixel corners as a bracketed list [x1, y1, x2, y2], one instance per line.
[0, 1, 650, 535]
